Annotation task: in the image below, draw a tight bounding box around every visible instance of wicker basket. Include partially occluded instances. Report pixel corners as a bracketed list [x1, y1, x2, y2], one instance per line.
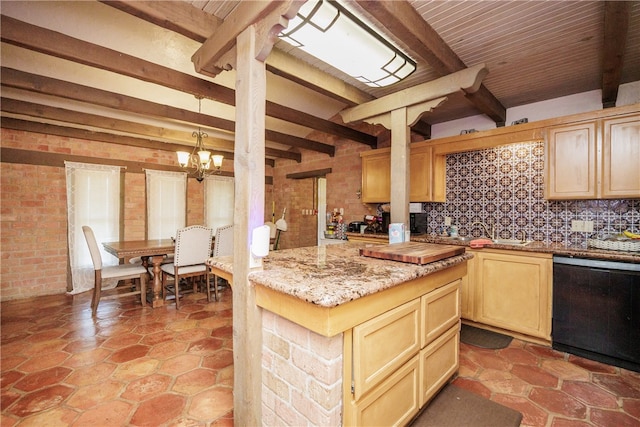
[587, 238, 640, 252]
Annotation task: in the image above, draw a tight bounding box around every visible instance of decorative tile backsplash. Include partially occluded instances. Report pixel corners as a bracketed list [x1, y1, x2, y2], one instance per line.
[423, 141, 640, 246]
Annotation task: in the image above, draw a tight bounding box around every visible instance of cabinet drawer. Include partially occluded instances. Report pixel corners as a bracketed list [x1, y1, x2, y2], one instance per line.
[353, 299, 421, 399]
[420, 323, 460, 406]
[348, 355, 420, 427]
[421, 279, 461, 347]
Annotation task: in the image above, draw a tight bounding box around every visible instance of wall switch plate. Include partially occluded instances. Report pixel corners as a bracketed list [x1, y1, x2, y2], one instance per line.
[571, 220, 584, 232]
[583, 220, 594, 232]
[444, 217, 452, 226]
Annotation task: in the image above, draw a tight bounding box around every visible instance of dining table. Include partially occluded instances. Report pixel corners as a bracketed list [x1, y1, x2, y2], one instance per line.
[102, 239, 174, 308]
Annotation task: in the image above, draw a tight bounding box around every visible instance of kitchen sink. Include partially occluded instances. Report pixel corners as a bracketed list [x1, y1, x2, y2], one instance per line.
[491, 239, 532, 246]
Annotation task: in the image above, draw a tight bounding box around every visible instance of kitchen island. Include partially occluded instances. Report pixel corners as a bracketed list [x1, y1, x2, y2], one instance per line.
[207, 241, 472, 426]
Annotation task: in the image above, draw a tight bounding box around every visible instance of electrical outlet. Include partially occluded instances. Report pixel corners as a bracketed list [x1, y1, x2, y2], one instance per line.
[571, 220, 584, 232]
[583, 220, 594, 232]
[444, 217, 452, 226]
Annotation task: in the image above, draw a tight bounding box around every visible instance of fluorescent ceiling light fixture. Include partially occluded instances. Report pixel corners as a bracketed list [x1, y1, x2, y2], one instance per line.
[279, 0, 416, 87]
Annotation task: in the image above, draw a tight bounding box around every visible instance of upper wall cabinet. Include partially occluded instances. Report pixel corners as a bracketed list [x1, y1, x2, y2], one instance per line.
[602, 115, 640, 198]
[545, 113, 640, 199]
[361, 150, 391, 203]
[545, 121, 597, 199]
[360, 143, 445, 203]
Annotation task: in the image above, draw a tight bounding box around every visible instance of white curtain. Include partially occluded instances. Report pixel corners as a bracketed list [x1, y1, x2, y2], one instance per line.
[205, 175, 235, 234]
[146, 170, 187, 239]
[65, 161, 122, 294]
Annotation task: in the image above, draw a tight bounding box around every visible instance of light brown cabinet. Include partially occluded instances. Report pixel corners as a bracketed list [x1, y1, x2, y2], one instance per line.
[545, 113, 640, 199]
[602, 115, 640, 198]
[360, 143, 445, 203]
[410, 144, 433, 202]
[461, 249, 552, 342]
[345, 279, 461, 426]
[352, 299, 421, 400]
[460, 252, 477, 320]
[360, 150, 391, 203]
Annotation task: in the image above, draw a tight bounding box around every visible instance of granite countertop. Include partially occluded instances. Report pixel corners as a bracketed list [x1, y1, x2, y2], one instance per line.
[346, 232, 640, 264]
[207, 242, 473, 308]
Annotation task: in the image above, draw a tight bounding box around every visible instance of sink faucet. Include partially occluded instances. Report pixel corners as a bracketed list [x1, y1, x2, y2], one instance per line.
[471, 221, 495, 240]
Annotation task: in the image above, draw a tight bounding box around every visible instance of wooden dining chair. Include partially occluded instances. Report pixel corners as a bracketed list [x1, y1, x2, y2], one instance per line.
[160, 225, 214, 309]
[82, 226, 147, 316]
[207, 224, 233, 302]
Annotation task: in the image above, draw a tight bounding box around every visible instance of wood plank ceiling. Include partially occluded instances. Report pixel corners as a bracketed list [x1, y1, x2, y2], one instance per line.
[1, 1, 638, 165]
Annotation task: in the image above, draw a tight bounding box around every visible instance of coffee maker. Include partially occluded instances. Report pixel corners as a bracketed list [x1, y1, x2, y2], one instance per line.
[410, 213, 428, 234]
[381, 212, 391, 233]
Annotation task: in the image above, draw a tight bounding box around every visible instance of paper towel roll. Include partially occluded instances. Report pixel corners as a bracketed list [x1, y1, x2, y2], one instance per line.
[251, 224, 271, 258]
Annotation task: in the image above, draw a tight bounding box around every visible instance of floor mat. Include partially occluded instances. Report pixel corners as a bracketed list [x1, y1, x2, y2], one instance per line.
[409, 384, 523, 427]
[460, 324, 513, 349]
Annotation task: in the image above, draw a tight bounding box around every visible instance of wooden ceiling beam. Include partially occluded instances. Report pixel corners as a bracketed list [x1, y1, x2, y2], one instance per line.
[2, 116, 235, 161]
[0, 97, 301, 162]
[1, 146, 275, 183]
[602, 1, 631, 108]
[1, 67, 333, 157]
[0, 68, 327, 158]
[191, 1, 296, 76]
[0, 15, 373, 147]
[356, 0, 506, 126]
[1, 116, 281, 168]
[99, 0, 221, 43]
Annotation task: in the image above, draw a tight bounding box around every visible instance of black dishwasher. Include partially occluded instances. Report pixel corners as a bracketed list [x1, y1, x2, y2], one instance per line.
[552, 256, 640, 372]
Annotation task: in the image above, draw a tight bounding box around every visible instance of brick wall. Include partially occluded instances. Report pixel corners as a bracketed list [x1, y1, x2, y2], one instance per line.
[261, 310, 343, 426]
[272, 132, 382, 250]
[1, 162, 68, 300]
[0, 128, 209, 301]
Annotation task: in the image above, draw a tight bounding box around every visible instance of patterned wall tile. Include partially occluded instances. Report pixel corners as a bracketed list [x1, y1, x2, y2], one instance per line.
[423, 141, 640, 246]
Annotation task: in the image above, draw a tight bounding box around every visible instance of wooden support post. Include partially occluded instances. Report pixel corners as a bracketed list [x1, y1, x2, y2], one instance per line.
[233, 25, 265, 426]
[390, 107, 410, 231]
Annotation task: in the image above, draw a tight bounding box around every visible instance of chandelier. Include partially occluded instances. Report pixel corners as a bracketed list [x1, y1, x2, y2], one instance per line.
[176, 96, 223, 182]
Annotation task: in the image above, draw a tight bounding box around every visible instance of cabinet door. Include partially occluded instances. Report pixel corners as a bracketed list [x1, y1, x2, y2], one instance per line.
[419, 324, 460, 406]
[460, 251, 477, 320]
[352, 299, 420, 399]
[602, 115, 640, 198]
[421, 279, 460, 347]
[348, 355, 420, 427]
[545, 122, 597, 199]
[475, 251, 552, 340]
[361, 151, 391, 203]
[410, 145, 432, 202]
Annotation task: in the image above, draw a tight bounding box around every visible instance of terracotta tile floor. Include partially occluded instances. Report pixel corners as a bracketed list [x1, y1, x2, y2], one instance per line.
[454, 339, 640, 427]
[2, 289, 640, 426]
[1, 288, 235, 426]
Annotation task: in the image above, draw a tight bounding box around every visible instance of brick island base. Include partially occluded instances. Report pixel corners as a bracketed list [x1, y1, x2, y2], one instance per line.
[255, 261, 466, 426]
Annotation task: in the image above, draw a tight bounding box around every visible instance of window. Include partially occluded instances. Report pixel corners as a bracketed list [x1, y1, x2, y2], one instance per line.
[205, 175, 234, 233]
[65, 161, 122, 294]
[145, 170, 187, 239]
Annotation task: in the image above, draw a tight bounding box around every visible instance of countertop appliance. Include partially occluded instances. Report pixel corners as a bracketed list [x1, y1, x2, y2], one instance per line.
[348, 221, 366, 232]
[410, 213, 428, 234]
[552, 256, 640, 372]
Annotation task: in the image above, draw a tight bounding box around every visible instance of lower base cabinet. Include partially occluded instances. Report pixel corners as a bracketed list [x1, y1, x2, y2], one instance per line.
[461, 249, 552, 341]
[344, 279, 461, 426]
[350, 355, 421, 427]
[420, 325, 460, 406]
